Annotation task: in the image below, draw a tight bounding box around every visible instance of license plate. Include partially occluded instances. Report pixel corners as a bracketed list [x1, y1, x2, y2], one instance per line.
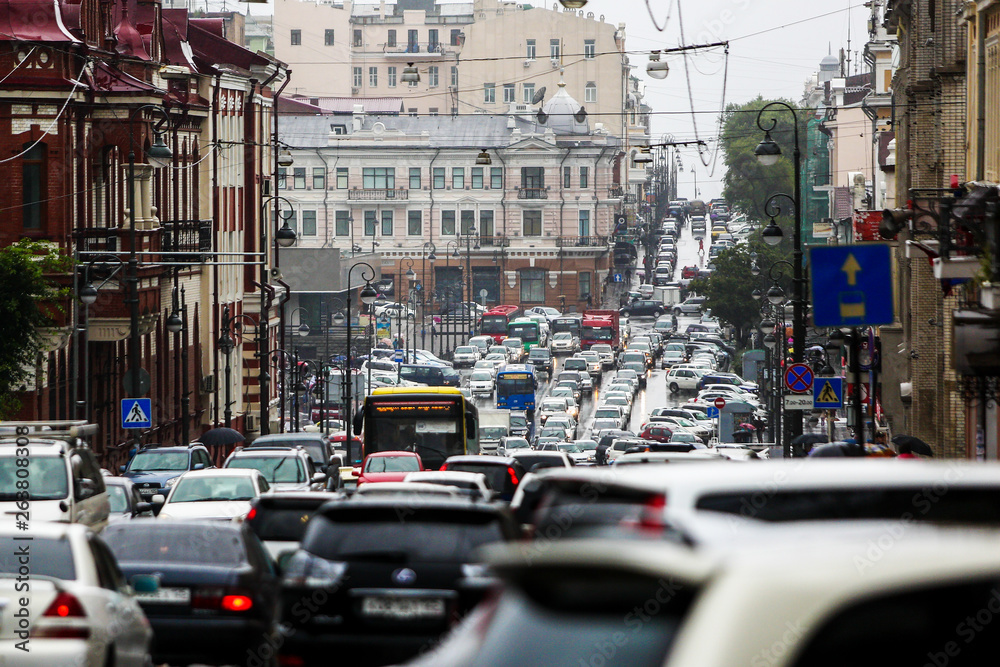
[361, 596, 444, 619]
[135, 587, 190, 604]
[138, 488, 158, 496]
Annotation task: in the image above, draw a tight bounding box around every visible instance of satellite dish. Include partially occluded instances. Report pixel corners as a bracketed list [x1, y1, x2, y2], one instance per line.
[537, 108, 548, 124]
[574, 106, 587, 123]
[531, 86, 546, 105]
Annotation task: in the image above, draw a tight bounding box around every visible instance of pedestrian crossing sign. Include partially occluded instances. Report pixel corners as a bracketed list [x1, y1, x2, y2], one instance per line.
[121, 398, 152, 429]
[813, 377, 844, 409]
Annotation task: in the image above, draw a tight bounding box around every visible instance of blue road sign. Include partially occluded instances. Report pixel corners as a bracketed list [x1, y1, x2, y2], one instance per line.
[121, 398, 152, 429]
[394, 349, 405, 362]
[706, 406, 720, 419]
[810, 244, 894, 327]
[784, 363, 814, 393]
[613, 273, 623, 283]
[813, 377, 844, 409]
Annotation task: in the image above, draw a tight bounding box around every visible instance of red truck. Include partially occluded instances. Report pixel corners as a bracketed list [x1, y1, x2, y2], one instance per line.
[581, 309, 621, 352]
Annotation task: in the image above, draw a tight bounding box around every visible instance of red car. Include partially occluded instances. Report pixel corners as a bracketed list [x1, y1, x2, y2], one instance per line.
[637, 424, 675, 443]
[355, 450, 423, 486]
[681, 265, 699, 280]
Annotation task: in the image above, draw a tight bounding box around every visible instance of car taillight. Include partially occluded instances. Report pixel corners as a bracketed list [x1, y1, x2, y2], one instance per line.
[193, 587, 256, 612]
[44, 591, 86, 619]
[507, 467, 520, 486]
[638, 494, 667, 531]
[221, 595, 254, 612]
[31, 591, 90, 639]
[245, 506, 257, 521]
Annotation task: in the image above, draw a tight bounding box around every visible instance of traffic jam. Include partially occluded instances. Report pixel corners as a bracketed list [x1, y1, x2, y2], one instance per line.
[4, 212, 1000, 667]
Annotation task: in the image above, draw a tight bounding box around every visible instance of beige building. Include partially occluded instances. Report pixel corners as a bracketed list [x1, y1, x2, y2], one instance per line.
[274, 0, 631, 138]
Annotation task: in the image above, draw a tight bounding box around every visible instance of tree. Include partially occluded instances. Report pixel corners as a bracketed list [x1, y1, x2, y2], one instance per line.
[689, 238, 791, 345]
[719, 96, 809, 225]
[0, 240, 71, 417]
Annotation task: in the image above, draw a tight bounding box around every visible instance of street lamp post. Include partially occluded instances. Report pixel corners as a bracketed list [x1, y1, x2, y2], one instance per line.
[407, 289, 420, 368]
[421, 243, 436, 352]
[399, 259, 417, 360]
[755, 101, 804, 444]
[165, 286, 190, 445]
[341, 263, 379, 432]
[465, 225, 480, 340]
[218, 305, 260, 429]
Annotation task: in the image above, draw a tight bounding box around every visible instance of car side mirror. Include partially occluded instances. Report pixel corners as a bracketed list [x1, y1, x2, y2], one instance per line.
[118, 464, 127, 473]
[312, 472, 326, 483]
[351, 468, 360, 478]
[134, 502, 152, 515]
[151, 494, 166, 506]
[192, 463, 205, 471]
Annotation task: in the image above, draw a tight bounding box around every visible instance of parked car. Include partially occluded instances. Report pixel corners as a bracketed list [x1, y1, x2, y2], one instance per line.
[103, 519, 281, 667]
[0, 522, 154, 666]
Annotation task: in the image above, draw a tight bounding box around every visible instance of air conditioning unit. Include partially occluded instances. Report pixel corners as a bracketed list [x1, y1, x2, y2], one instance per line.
[523, 59, 531, 67]
[550, 58, 559, 67]
[351, 87, 361, 95]
[199, 375, 217, 394]
[244, 414, 256, 432]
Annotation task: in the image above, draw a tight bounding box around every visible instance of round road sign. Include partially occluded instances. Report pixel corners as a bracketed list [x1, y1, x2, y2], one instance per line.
[714, 397, 726, 409]
[784, 363, 814, 393]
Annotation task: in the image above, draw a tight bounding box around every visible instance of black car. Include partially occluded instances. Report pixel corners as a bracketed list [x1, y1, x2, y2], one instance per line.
[526, 347, 554, 375]
[279, 497, 520, 665]
[246, 491, 345, 569]
[620, 300, 666, 318]
[120, 443, 216, 502]
[442, 455, 527, 502]
[399, 363, 461, 387]
[102, 520, 281, 667]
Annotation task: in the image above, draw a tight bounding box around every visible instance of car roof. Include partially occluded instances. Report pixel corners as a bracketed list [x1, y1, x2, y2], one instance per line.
[322, 495, 501, 514]
[227, 448, 307, 459]
[366, 450, 420, 458]
[177, 468, 262, 479]
[406, 471, 488, 484]
[251, 433, 328, 444]
[445, 455, 519, 466]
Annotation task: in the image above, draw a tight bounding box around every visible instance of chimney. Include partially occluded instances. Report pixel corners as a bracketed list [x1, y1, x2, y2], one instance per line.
[353, 104, 365, 132]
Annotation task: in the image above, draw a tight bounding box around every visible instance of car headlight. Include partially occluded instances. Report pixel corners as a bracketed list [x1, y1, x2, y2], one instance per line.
[165, 476, 180, 488]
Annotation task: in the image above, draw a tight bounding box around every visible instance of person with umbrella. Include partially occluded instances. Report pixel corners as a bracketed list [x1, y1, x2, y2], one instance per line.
[892, 435, 934, 458]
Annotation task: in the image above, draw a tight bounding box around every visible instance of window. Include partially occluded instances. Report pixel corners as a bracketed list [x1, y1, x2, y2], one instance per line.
[408, 210, 422, 235]
[584, 39, 595, 59]
[523, 210, 542, 236]
[277, 167, 287, 190]
[285, 210, 297, 234]
[521, 166, 544, 190]
[441, 210, 456, 236]
[480, 210, 494, 237]
[461, 210, 475, 235]
[324, 29, 335, 46]
[503, 84, 516, 103]
[433, 167, 445, 189]
[407, 29, 418, 52]
[428, 66, 439, 87]
[491, 167, 503, 190]
[409, 167, 421, 189]
[290, 29, 301, 45]
[353, 67, 362, 88]
[526, 39, 536, 60]
[302, 210, 317, 236]
[451, 66, 458, 87]
[520, 269, 545, 302]
[363, 167, 395, 190]
[428, 29, 438, 51]
[452, 167, 465, 189]
[451, 29, 462, 46]
[580, 166, 589, 188]
[387, 29, 396, 47]
[335, 210, 350, 236]
[484, 83, 495, 104]
[312, 167, 326, 190]
[369, 67, 378, 87]
[336, 167, 348, 189]
[381, 210, 393, 236]
[563, 166, 571, 188]
[293, 168, 306, 189]
[429, 108, 439, 116]
[387, 66, 397, 87]
[585, 82, 597, 103]
[550, 39, 560, 60]
[579, 271, 592, 298]
[471, 167, 484, 189]
[364, 210, 377, 236]
[353, 29, 362, 47]
[523, 83, 535, 104]
[579, 210, 590, 237]
[22, 142, 44, 230]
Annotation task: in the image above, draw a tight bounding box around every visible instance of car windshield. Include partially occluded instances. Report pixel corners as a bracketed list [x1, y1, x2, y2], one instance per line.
[542, 400, 566, 411]
[365, 456, 421, 473]
[0, 456, 68, 501]
[503, 438, 529, 449]
[128, 451, 188, 472]
[554, 332, 572, 340]
[552, 388, 574, 397]
[103, 524, 247, 566]
[227, 456, 306, 483]
[529, 350, 550, 359]
[604, 397, 628, 407]
[591, 345, 612, 353]
[456, 347, 476, 355]
[169, 475, 257, 502]
[471, 371, 493, 381]
[487, 354, 506, 361]
[557, 443, 584, 453]
[593, 419, 619, 431]
[564, 360, 587, 371]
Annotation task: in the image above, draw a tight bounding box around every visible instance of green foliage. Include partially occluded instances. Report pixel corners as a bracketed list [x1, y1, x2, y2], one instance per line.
[720, 96, 809, 225]
[0, 240, 72, 417]
[689, 238, 791, 344]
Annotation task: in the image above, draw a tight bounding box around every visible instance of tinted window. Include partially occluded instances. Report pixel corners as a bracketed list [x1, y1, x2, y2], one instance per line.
[306, 509, 504, 562]
[227, 456, 306, 483]
[247, 504, 322, 542]
[0, 536, 75, 580]
[103, 524, 248, 566]
[0, 456, 67, 500]
[447, 462, 515, 492]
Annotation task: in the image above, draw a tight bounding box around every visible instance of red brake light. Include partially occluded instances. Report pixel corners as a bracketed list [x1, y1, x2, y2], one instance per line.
[507, 467, 520, 486]
[43, 591, 86, 618]
[221, 595, 254, 612]
[245, 506, 257, 521]
[639, 494, 667, 531]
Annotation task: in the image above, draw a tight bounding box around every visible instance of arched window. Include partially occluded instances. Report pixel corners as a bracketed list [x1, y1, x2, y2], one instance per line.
[585, 82, 597, 104]
[22, 142, 46, 230]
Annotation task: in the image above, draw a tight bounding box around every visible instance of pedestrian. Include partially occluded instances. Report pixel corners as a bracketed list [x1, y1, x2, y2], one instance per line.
[595, 440, 609, 466]
[586, 294, 593, 309]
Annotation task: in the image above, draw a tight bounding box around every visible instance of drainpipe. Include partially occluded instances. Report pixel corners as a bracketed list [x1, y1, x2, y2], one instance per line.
[211, 72, 221, 427]
[558, 149, 571, 306]
[976, 11, 986, 180]
[314, 148, 331, 247]
[428, 147, 441, 306]
[496, 148, 508, 301]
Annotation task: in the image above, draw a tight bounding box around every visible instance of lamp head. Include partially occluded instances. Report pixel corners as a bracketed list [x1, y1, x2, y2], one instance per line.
[401, 63, 420, 83]
[558, 0, 587, 7]
[751, 288, 762, 301]
[360, 282, 378, 305]
[763, 332, 777, 350]
[476, 149, 492, 165]
[146, 133, 173, 170]
[750, 262, 760, 277]
[428, 252, 437, 263]
[166, 310, 184, 334]
[332, 312, 346, 326]
[646, 51, 669, 80]
[297, 322, 311, 336]
[754, 130, 781, 167]
[766, 284, 786, 306]
[277, 149, 294, 168]
[79, 282, 98, 305]
[759, 318, 775, 333]
[275, 220, 297, 247]
[761, 220, 783, 246]
[406, 268, 416, 281]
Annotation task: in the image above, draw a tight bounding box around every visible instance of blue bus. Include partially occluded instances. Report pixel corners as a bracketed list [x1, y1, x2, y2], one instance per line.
[496, 364, 537, 412]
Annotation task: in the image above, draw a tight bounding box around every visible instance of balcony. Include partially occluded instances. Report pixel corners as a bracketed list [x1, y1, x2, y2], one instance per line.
[383, 42, 447, 58]
[556, 236, 610, 248]
[75, 227, 119, 253]
[347, 189, 409, 201]
[478, 235, 510, 247]
[162, 219, 212, 264]
[518, 188, 548, 200]
[622, 193, 637, 204]
[608, 186, 624, 199]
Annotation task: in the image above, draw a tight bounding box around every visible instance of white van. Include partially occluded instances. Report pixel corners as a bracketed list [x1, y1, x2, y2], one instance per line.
[0, 422, 109, 531]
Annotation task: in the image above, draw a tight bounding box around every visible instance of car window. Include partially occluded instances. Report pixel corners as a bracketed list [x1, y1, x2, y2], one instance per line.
[228, 456, 306, 483]
[0, 535, 75, 580]
[103, 524, 248, 566]
[247, 503, 324, 542]
[365, 456, 421, 473]
[0, 456, 68, 501]
[128, 451, 189, 472]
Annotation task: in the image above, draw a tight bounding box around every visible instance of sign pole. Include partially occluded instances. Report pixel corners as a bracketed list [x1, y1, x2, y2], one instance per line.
[851, 327, 865, 454]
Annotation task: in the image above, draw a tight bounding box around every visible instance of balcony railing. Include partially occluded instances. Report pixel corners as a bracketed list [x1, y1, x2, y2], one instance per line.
[162, 219, 213, 264]
[518, 188, 548, 200]
[383, 42, 446, 56]
[347, 189, 409, 201]
[75, 227, 119, 253]
[622, 193, 637, 204]
[478, 235, 509, 247]
[608, 186, 624, 199]
[556, 236, 610, 248]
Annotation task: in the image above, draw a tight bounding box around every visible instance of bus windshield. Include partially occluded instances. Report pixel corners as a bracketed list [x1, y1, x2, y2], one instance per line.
[552, 319, 581, 337]
[497, 372, 536, 397]
[508, 322, 539, 342]
[481, 315, 509, 335]
[364, 396, 472, 470]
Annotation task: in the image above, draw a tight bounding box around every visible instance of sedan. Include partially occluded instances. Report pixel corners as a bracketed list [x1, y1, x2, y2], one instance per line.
[375, 302, 415, 319]
[483, 352, 509, 372]
[469, 370, 495, 397]
[550, 331, 580, 355]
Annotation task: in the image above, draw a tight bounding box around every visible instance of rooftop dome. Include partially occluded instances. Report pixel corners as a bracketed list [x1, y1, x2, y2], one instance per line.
[539, 77, 589, 135]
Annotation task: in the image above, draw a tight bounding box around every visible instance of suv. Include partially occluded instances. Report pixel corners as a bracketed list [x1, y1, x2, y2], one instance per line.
[279, 497, 520, 664]
[442, 455, 527, 502]
[247, 433, 339, 475]
[526, 346, 554, 374]
[120, 443, 215, 502]
[224, 446, 325, 492]
[674, 296, 707, 315]
[245, 491, 343, 565]
[0, 422, 109, 530]
[399, 364, 461, 387]
[665, 367, 706, 393]
[620, 299, 666, 318]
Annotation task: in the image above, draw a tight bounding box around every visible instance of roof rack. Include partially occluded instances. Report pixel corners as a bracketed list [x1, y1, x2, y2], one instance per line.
[0, 420, 98, 438]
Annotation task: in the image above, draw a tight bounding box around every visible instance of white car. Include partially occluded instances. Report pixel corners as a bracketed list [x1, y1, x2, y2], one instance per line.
[593, 405, 628, 429]
[604, 390, 633, 409]
[152, 468, 269, 521]
[600, 395, 631, 412]
[374, 301, 415, 319]
[666, 367, 705, 393]
[473, 359, 498, 377]
[223, 447, 325, 492]
[483, 352, 508, 373]
[404, 471, 493, 500]
[469, 369, 495, 397]
[526, 306, 562, 323]
[452, 345, 481, 368]
[589, 343, 616, 368]
[468, 335, 495, 356]
[0, 523, 154, 666]
[550, 331, 580, 354]
[501, 338, 525, 362]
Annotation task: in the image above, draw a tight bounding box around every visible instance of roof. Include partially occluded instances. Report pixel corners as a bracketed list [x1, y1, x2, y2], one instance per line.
[0, 0, 79, 42]
[299, 96, 405, 114]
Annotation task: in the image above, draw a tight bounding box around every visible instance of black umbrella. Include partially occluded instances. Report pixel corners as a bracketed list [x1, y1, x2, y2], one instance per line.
[196, 427, 245, 448]
[892, 435, 934, 457]
[790, 433, 829, 457]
